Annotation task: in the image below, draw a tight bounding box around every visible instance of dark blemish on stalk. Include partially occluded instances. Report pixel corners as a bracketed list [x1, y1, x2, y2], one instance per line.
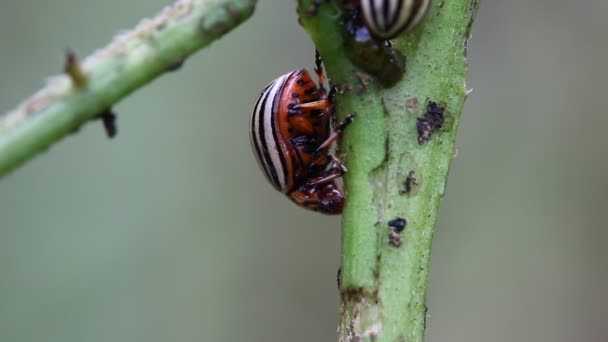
[372, 252, 382, 290]
[98, 109, 118, 138]
[401, 170, 418, 195]
[341, 286, 378, 302]
[166, 59, 185, 72]
[417, 102, 445, 144]
[388, 217, 407, 232]
[384, 136, 390, 155]
[417, 119, 432, 144]
[343, 24, 406, 87]
[388, 217, 407, 247]
[381, 97, 390, 118]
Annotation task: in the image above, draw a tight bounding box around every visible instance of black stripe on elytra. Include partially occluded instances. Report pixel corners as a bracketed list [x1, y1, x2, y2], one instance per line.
[382, 0, 391, 31]
[251, 84, 269, 164]
[367, 0, 383, 32]
[390, 0, 405, 29]
[269, 77, 290, 191]
[257, 84, 282, 190]
[251, 83, 275, 186]
[402, 0, 426, 32]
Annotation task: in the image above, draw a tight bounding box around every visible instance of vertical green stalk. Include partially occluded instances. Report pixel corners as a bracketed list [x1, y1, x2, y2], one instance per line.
[297, 1, 478, 341]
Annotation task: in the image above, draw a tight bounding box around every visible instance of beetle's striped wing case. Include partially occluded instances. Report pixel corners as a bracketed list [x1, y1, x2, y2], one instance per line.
[250, 70, 333, 193]
[249, 68, 347, 214]
[360, 0, 431, 39]
[250, 73, 292, 193]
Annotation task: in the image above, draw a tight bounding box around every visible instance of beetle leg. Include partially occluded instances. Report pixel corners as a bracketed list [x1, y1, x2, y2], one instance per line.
[306, 171, 344, 187]
[326, 154, 347, 172]
[306, 162, 347, 186]
[313, 113, 356, 157]
[293, 100, 330, 111]
[288, 178, 344, 214]
[307, 153, 346, 175]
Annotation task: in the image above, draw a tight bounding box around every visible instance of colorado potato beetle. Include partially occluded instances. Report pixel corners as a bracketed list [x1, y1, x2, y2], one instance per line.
[249, 54, 353, 214]
[309, 0, 431, 40]
[360, 0, 431, 39]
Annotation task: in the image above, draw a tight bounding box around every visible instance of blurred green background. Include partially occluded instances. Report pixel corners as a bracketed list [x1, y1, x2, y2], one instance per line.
[0, 0, 606, 341]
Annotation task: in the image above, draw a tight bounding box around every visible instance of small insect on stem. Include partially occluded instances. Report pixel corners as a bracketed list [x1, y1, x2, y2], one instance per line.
[401, 170, 418, 195]
[64, 49, 87, 88]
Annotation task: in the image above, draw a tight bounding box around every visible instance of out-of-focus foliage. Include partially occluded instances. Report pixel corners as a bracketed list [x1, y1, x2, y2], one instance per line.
[0, 1, 605, 341]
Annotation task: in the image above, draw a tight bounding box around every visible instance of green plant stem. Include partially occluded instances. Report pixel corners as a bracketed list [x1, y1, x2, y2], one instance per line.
[0, 0, 256, 177]
[298, 1, 478, 341]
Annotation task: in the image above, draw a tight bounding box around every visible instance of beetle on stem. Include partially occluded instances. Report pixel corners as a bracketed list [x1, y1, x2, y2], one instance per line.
[250, 53, 354, 214]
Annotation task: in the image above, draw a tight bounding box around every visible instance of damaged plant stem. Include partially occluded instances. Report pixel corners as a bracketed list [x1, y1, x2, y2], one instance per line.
[0, 0, 256, 177]
[297, 1, 478, 341]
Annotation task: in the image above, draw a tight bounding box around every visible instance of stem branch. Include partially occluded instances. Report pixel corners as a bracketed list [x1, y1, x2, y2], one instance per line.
[0, 0, 256, 177]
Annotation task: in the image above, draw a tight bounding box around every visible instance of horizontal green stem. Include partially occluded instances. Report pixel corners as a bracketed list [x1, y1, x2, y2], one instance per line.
[0, 0, 256, 177]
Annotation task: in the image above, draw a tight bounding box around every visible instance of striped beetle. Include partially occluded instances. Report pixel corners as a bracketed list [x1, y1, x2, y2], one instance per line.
[360, 0, 431, 39]
[309, 0, 431, 40]
[250, 53, 354, 214]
